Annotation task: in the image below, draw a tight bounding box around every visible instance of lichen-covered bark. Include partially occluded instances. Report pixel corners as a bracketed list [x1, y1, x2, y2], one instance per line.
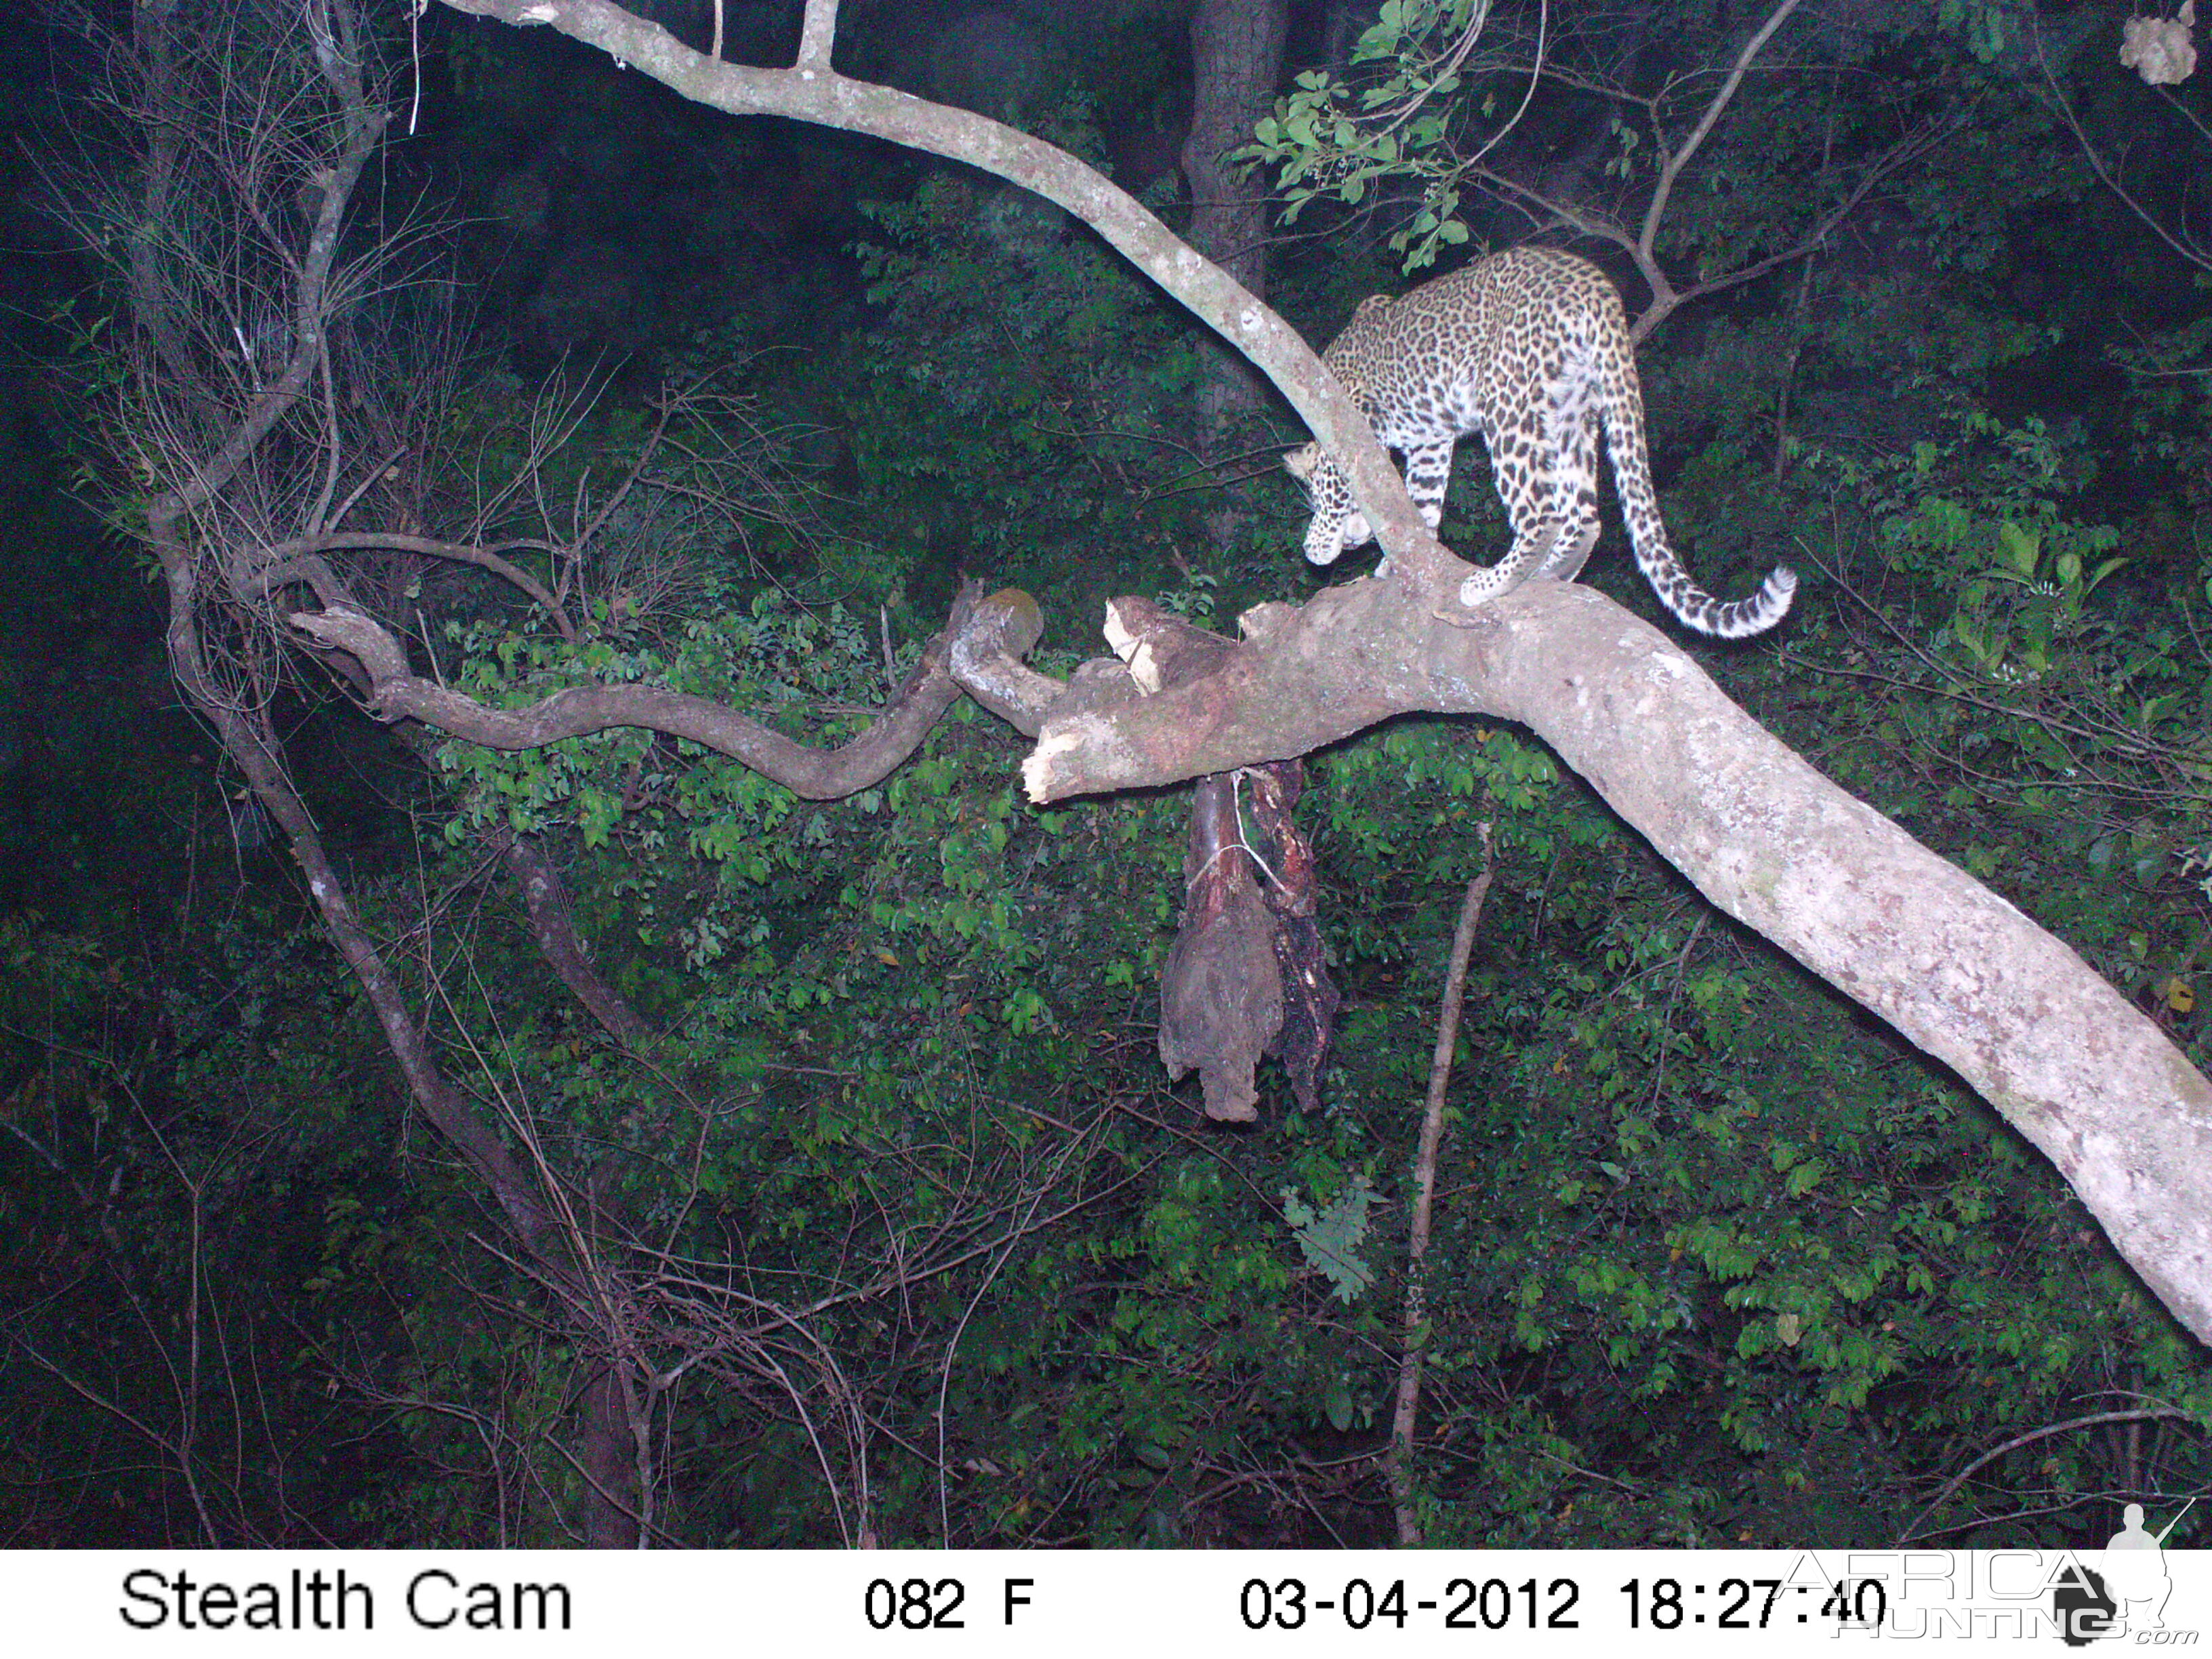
[1027, 577, 2212, 1345]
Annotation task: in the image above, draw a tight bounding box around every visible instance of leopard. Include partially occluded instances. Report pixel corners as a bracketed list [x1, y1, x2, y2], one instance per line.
[1284, 245, 1796, 638]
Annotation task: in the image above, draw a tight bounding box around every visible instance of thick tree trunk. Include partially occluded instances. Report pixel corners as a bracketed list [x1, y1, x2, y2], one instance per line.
[292, 584, 1021, 797]
[1182, 0, 1285, 300]
[1182, 0, 1288, 433]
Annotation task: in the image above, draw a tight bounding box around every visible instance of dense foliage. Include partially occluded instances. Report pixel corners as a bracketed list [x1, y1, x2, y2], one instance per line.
[3, 0, 2209, 1549]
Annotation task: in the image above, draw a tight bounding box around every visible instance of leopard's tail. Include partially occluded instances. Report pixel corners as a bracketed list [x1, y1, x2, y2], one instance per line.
[1603, 371, 1795, 639]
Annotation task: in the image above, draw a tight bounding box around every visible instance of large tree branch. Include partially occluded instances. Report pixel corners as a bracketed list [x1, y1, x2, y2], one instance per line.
[431, 0, 1465, 593]
[1022, 576, 2212, 1345]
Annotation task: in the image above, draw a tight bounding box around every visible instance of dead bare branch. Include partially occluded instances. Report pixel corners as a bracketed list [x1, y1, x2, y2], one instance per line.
[1637, 0, 1804, 262]
[1387, 823, 1494, 1547]
[288, 583, 1029, 800]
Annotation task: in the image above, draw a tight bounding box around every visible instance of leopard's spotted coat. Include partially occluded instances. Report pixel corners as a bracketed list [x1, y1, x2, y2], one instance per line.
[1286, 245, 1795, 638]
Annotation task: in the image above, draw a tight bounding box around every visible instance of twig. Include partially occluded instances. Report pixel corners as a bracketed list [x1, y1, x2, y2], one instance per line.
[2034, 14, 2212, 275]
[1638, 0, 1804, 261]
[1387, 820, 1494, 1547]
[1899, 1406, 2200, 1543]
[1647, 913, 1707, 1111]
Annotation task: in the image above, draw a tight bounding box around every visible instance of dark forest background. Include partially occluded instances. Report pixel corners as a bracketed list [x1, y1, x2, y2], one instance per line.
[3, 0, 2211, 1549]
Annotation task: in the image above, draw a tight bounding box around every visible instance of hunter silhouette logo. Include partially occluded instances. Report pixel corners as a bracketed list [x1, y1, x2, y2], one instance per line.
[2051, 1500, 2192, 1645]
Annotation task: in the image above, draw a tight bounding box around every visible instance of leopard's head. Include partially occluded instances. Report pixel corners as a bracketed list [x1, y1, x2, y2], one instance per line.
[1285, 443, 1372, 564]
